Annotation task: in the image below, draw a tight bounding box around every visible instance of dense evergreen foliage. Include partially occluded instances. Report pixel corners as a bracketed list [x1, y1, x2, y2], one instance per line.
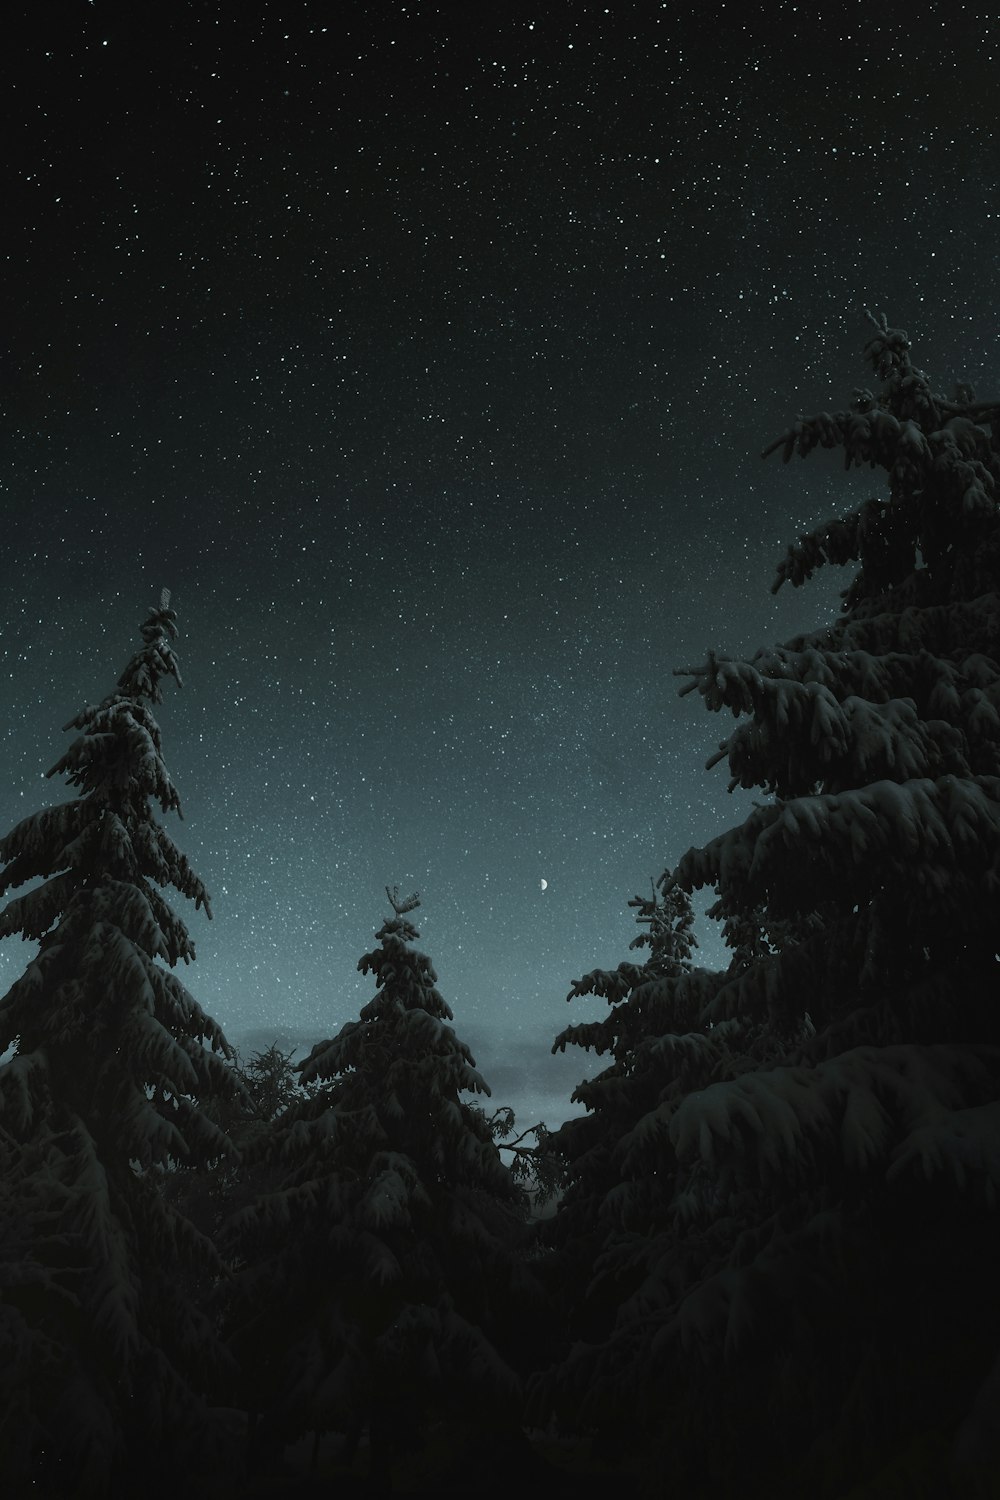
[218, 888, 539, 1490]
[3, 317, 999, 1498]
[0, 593, 243, 1495]
[532, 313, 1000, 1498]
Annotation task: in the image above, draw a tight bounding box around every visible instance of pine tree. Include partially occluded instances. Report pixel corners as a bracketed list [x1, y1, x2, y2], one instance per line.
[0, 591, 243, 1496]
[532, 316, 1000, 1498]
[529, 877, 702, 1422]
[160, 1040, 311, 1247]
[220, 889, 539, 1490]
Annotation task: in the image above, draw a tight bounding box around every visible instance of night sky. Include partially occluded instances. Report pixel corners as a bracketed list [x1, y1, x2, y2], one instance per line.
[3, 2, 999, 1132]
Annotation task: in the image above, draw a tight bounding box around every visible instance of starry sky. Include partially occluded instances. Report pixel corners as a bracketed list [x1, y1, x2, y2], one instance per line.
[3, 1, 999, 1132]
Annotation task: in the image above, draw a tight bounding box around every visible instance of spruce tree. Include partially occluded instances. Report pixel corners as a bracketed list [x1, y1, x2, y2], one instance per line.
[0, 591, 242, 1496]
[159, 1040, 310, 1247]
[533, 316, 1000, 1498]
[221, 889, 538, 1490]
[534, 879, 698, 1369]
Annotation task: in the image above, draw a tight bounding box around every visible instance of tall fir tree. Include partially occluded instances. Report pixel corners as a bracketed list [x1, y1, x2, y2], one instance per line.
[220, 889, 541, 1491]
[532, 315, 1000, 1498]
[0, 591, 242, 1496]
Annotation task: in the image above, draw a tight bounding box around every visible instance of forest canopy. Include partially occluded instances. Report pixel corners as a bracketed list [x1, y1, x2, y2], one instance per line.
[1, 317, 999, 1499]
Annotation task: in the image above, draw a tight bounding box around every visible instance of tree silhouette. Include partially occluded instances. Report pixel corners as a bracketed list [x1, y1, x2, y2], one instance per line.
[220, 892, 539, 1490]
[0, 591, 242, 1495]
[532, 316, 1000, 1498]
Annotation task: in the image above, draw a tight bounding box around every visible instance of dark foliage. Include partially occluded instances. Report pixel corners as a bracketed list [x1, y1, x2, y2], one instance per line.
[0, 593, 244, 1495]
[530, 314, 1000, 1498]
[218, 891, 545, 1490]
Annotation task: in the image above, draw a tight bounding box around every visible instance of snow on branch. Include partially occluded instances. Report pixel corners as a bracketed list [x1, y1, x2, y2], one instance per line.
[669, 1041, 1000, 1185]
[675, 774, 1000, 906]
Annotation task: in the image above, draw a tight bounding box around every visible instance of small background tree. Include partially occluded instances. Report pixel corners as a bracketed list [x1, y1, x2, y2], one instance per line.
[160, 1039, 312, 1243]
[532, 878, 701, 1408]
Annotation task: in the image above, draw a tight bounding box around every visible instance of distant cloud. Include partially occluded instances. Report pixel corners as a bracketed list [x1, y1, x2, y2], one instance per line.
[229, 1019, 599, 1133]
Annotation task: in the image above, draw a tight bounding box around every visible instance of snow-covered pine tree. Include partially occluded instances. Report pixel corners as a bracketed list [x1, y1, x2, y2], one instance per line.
[531, 316, 1000, 1498]
[220, 890, 539, 1490]
[532, 880, 699, 1368]
[160, 1040, 311, 1247]
[0, 591, 243, 1496]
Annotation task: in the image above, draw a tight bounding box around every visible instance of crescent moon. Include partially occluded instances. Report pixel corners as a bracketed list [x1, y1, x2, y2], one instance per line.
[539, 878, 548, 891]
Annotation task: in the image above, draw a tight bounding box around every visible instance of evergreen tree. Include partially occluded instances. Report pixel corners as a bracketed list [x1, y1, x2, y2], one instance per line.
[532, 879, 700, 1388]
[0, 591, 242, 1495]
[532, 316, 1000, 1498]
[220, 889, 539, 1491]
[160, 1040, 310, 1246]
